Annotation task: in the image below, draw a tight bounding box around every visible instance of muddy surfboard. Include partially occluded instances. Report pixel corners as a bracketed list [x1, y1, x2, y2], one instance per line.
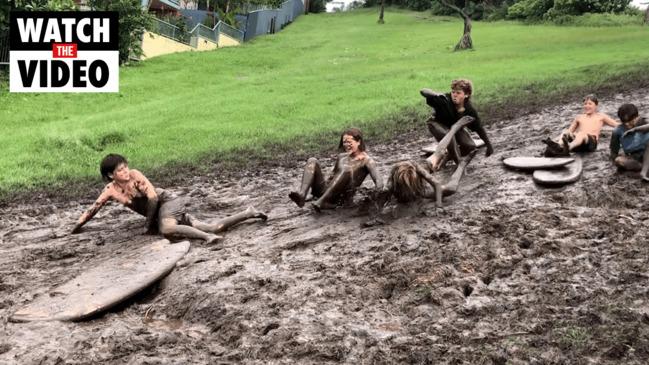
[11, 239, 190, 322]
[503, 157, 574, 171]
[422, 138, 485, 155]
[533, 156, 583, 186]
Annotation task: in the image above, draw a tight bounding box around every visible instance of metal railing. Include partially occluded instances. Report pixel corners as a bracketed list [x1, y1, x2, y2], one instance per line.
[0, 32, 9, 65]
[192, 23, 219, 43]
[218, 21, 244, 42]
[150, 17, 191, 44]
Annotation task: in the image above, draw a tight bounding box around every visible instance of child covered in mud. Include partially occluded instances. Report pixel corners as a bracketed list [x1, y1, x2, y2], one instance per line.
[382, 116, 477, 207]
[71, 154, 267, 243]
[288, 128, 383, 211]
[610, 103, 649, 181]
[420, 78, 494, 171]
[543, 94, 619, 157]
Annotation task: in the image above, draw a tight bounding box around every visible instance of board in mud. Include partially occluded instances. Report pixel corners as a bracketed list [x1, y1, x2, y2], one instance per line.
[11, 239, 190, 322]
[421, 139, 485, 155]
[503, 157, 574, 171]
[533, 156, 583, 186]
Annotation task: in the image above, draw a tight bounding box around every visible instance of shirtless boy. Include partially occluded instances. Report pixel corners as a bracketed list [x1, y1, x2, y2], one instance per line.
[288, 128, 383, 211]
[72, 154, 267, 243]
[610, 103, 649, 181]
[420, 79, 494, 170]
[543, 94, 619, 156]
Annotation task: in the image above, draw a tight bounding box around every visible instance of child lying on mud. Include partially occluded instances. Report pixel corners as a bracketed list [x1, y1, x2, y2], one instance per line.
[420, 78, 494, 171]
[382, 117, 476, 207]
[71, 154, 267, 243]
[543, 94, 619, 157]
[610, 103, 649, 181]
[288, 128, 383, 211]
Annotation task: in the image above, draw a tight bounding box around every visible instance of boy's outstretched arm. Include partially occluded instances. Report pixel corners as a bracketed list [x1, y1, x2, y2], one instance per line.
[130, 170, 159, 233]
[625, 123, 649, 136]
[610, 128, 622, 160]
[366, 158, 384, 191]
[415, 163, 443, 206]
[473, 125, 494, 157]
[71, 190, 110, 234]
[567, 118, 579, 134]
[603, 114, 621, 128]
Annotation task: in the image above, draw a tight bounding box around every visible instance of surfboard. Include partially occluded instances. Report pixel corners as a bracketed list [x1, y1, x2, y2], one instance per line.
[503, 157, 574, 171]
[422, 139, 485, 155]
[533, 156, 583, 185]
[10, 239, 190, 322]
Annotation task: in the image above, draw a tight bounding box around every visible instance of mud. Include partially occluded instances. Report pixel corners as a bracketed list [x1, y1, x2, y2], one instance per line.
[2, 90, 649, 364]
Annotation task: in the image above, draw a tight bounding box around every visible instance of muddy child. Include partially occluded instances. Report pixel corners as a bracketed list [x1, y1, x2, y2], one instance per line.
[289, 128, 383, 211]
[71, 154, 267, 243]
[543, 94, 619, 156]
[610, 103, 649, 181]
[382, 117, 476, 207]
[420, 78, 494, 171]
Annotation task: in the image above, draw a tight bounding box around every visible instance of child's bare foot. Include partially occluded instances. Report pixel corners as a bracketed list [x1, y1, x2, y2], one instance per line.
[311, 201, 335, 212]
[205, 234, 223, 244]
[245, 206, 268, 221]
[288, 191, 305, 207]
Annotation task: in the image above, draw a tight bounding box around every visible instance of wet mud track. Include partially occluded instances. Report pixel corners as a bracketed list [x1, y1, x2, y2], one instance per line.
[2, 91, 649, 364]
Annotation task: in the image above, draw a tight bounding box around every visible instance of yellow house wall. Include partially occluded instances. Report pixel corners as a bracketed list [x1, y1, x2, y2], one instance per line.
[141, 31, 194, 59]
[218, 33, 240, 47]
[195, 37, 219, 51]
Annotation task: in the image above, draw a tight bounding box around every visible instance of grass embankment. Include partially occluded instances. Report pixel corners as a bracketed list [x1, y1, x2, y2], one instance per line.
[1, 8, 648, 199]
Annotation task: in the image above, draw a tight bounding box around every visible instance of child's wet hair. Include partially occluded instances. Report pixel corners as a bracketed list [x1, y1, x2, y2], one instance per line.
[390, 161, 425, 203]
[618, 103, 639, 124]
[584, 94, 598, 105]
[100, 153, 127, 182]
[451, 79, 473, 97]
[339, 127, 366, 152]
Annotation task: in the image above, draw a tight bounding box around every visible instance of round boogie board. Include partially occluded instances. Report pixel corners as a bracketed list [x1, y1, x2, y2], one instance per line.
[502, 157, 574, 171]
[422, 139, 485, 155]
[533, 156, 583, 186]
[11, 239, 190, 322]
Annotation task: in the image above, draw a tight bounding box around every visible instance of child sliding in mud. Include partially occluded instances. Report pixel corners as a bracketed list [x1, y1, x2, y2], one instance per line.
[543, 94, 619, 157]
[420, 78, 494, 171]
[289, 128, 383, 211]
[382, 117, 476, 207]
[71, 154, 267, 243]
[610, 103, 649, 181]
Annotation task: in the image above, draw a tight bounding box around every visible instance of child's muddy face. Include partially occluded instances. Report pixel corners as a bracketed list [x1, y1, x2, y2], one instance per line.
[342, 134, 360, 154]
[112, 163, 130, 183]
[583, 99, 597, 114]
[451, 89, 467, 106]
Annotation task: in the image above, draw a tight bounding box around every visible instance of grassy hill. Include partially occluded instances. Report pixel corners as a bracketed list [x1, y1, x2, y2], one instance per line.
[1, 8, 648, 195]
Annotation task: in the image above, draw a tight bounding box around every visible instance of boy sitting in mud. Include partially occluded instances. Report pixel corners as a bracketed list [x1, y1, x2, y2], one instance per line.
[420, 78, 494, 171]
[610, 103, 649, 181]
[543, 94, 619, 157]
[71, 154, 267, 243]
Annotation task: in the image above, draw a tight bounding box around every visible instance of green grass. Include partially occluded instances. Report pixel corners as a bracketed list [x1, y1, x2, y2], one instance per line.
[1, 8, 649, 196]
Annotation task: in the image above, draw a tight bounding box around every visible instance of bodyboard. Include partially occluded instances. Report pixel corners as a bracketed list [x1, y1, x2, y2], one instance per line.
[533, 156, 583, 185]
[503, 157, 574, 171]
[422, 138, 485, 155]
[11, 239, 190, 322]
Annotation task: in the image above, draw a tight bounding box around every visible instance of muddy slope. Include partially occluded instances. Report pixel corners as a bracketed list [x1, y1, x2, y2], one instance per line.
[1, 90, 649, 364]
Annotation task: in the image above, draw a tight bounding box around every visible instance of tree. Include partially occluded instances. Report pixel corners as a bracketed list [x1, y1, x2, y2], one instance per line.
[644, 2, 649, 24]
[438, 0, 473, 51]
[378, 0, 385, 23]
[89, 0, 153, 64]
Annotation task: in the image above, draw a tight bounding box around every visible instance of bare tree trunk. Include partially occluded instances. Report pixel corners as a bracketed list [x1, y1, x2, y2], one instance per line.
[225, 0, 230, 14]
[378, 0, 385, 24]
[438, 0, 473, 51]
[644, 5, 649, 25]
